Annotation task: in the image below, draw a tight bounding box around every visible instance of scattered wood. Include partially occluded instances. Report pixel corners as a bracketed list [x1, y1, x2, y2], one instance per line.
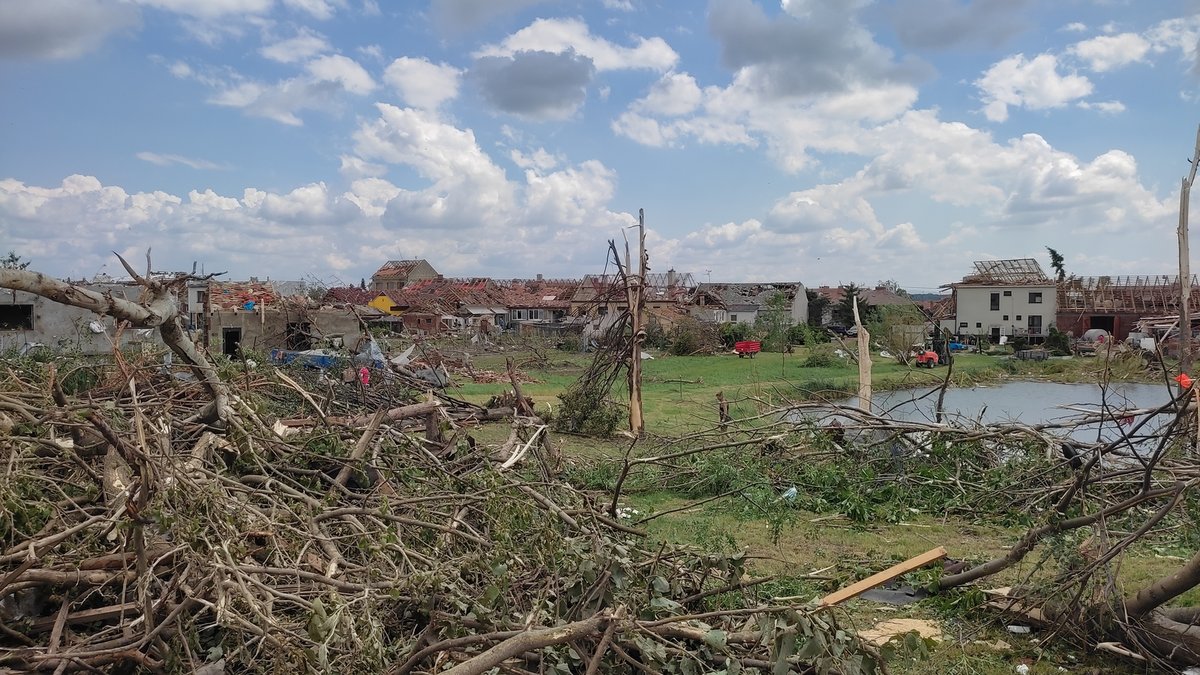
[819, 546, 947, 607]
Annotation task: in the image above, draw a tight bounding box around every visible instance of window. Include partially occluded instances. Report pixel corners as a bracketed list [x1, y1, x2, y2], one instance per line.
[1029, 292, 1043, 304]
[976, 322, 982, 328]
[990, 292, 1000, 311]
[1028, 315, 1043, 334]
[730, 314, 738, 322]
[959, 322, 968, 328]
[0, 305, 34, 330]
[1002, 315, 1009, 321]
[1016, 315, 1022, 321]
[1003, 290, 1012, 297]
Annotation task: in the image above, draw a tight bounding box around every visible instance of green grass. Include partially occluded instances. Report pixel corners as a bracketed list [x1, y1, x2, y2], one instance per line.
[449, 347, 1113, 435]
[440, 340, 1165, 674]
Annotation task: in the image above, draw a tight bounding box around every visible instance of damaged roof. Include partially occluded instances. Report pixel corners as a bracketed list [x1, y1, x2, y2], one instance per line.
[372, 259, 433, 280]
[955, 259, 1051, 285]
[695, 282, 803, 311]
[498, 279, 579, 309]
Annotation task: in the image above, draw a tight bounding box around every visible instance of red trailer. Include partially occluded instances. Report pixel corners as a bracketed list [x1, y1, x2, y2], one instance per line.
[734, 341, 762, 358]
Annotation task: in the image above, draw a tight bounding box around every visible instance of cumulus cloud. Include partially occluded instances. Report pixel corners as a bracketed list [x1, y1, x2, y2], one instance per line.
[135, 151, 229, 170]
[708, 0, 927, 100]
[475, 17, 677, 72]
[632, 72, 703, 116]
[472, 50, 595, 120]
[305, 54, 375, 94]
[260, 27, 332, 63]
[0, 0, 140, 60]
[207, 54, 375, 124]
[975, 53, 1093, 122]
[383, 57, 463, 109]
[888, 0, 1031, 50]
[1069, 32, 1151, 71]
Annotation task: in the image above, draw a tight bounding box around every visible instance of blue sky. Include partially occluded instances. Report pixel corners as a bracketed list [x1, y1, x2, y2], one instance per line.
[2, 0, 1199, 292]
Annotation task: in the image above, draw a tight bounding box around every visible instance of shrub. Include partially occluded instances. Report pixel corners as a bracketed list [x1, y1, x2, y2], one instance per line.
[802, 352, 840, 368]
[718, 322, 752, 348]
[553, 390, 624, 436]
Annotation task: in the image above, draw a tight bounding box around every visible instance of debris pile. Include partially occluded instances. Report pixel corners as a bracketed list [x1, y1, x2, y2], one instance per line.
[0, 351, 879, 673]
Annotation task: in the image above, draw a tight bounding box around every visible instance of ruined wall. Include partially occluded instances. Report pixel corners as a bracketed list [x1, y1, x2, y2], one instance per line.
[207, 305, 365, 355]
[0, 285, 167, 355]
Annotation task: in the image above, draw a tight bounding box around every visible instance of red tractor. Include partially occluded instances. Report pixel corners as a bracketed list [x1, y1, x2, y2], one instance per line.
[913, 349, 940, 368]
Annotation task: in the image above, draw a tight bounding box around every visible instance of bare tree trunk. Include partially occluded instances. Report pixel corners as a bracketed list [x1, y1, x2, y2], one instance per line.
[0, 264, 229, 422]
[1178, 124, 1200, 374]
[852, 297, 871, 412]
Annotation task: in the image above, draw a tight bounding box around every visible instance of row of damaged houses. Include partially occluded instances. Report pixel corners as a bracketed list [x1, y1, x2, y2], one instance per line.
[938, 258, 1200, 344]
[1, 259, 845, 356]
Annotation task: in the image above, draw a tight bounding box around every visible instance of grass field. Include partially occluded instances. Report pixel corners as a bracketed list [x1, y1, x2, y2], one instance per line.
[433, 338, 1163, 673]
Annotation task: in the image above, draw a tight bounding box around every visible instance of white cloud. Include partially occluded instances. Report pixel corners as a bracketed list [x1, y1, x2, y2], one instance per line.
[338, 155, 387, 179]
[130, 0, 273, 19]
[135, 151, 228, 170]
[1077, 99, 1126, 114]
[475, 17, 677, 72]
[281, 0, 345, 20]
[0, 0, 140, 60]
[602, 0, 634, 10]
[1069, 33, 1150, 72]
[1061, 22, 1087, 33]
[510, 148, 561, 171]
[260, 27, 331, 63]
[306, 54, 375, 95]
[633, 72, 702, 117]
[383, 57, 462, 109]
[975, 53, 1093, 122]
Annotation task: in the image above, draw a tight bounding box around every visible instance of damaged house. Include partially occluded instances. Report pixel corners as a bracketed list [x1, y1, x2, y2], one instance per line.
[382, 278, 508, 335]
[498, 277, 579, 337]
[569, 270, 695, 318]
[943, 259, 1056, 344]
[0, 280, 170, 355]
[204, 280, 377, 356]
[690, 282, 808, 325]
[1057, 274, 1200, 341]
[369, 259, 439, 292]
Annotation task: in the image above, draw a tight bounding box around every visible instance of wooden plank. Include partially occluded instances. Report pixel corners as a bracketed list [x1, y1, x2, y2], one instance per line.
[818, 546, 947, 607]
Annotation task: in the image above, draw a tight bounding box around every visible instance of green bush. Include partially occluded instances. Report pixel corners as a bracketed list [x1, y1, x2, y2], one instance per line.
[718, 322, 752, 348]
[552, 390, 624, 436]
[1045, 327, 1071, 355]
[802, 352, 839, 368]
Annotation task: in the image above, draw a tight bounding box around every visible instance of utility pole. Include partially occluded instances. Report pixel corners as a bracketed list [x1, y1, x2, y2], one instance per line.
[626, 209, 647, 435]
[1179, 124, 1200, 374]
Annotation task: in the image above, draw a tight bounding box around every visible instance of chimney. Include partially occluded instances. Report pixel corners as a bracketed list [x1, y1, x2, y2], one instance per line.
[537, 273, 544, 281]
[667, 268, 677, 289]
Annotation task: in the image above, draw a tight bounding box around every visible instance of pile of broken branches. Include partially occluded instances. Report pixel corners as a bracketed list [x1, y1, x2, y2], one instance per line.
[0, 349, 882, 674]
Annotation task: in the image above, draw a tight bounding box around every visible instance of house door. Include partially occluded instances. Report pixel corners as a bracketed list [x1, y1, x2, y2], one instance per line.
[990, 326, 1001, 343]
[222, 327, 242, 357]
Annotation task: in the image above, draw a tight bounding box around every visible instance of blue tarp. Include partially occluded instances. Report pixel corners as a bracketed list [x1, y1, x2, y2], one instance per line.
[270, 349, 340, 369]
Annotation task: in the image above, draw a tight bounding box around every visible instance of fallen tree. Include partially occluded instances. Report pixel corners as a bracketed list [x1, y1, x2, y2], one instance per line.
[0, 262, 886, 673]
[601, 369, 1200, 668]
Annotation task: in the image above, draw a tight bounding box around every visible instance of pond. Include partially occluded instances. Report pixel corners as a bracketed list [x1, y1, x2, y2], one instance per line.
[829, 380, 1177, 444]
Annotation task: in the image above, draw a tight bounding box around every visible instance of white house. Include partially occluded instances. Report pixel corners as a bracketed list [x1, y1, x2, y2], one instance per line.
[945, 259, 1056, 344]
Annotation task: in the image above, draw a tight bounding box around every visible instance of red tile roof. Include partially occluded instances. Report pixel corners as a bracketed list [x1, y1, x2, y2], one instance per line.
[322, 287, 378, 305]
[209, 281, 281, 310]
[372, 259, 429, 280]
